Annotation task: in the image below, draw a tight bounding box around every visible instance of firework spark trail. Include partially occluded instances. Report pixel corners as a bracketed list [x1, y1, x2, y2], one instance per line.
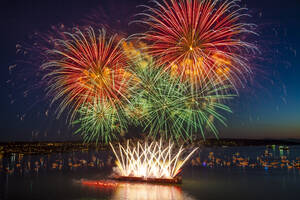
[110, 140, 198, 178]
[24, 1, 242, 143]
[129, 61, 234, 140]
[137, 0, 258, 90]
[42, 27, 131, 121]
[73, 98, 129, 144]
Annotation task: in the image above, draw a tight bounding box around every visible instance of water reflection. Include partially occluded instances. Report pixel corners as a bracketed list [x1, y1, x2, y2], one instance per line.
[1, 145, 300, 176]
[112, 183, 194, 200]
[1, 145, 300, 200]
[80, 180, 195, 200]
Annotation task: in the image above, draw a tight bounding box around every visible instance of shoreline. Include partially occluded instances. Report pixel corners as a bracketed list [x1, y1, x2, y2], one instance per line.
[0, 139, 299, 155]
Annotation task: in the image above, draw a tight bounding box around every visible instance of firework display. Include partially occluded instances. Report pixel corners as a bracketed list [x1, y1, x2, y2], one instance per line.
[73, 99, 128, 143]
[42, 27, 130, 120]
[138, 0, 257, 89]
[20, 0, 257, 144]
[129, 61, 233, 141]
[110, 140, 198, 179]
[14, 0, 260, 186]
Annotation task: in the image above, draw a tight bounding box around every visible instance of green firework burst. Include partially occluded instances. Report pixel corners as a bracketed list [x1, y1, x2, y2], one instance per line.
[73, 99, 129, 144]
[129, 61, 234, 141]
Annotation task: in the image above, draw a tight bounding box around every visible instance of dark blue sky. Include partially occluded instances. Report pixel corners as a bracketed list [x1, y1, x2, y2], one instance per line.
[0, 0, 299, 141]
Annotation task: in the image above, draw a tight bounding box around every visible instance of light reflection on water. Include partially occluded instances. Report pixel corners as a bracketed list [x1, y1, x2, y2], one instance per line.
[111, 182, 194, 200]
[1, 146, 300, 200]
[79, 179, 195, 200]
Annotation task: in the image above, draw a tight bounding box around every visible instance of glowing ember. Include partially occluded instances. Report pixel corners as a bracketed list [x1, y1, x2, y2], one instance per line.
[110, 140, 198, 179]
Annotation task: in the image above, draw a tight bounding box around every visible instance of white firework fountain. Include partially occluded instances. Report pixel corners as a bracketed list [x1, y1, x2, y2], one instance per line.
[109, 139, 198, 184]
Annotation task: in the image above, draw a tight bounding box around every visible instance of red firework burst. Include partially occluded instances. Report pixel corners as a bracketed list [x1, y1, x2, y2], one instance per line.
[42, 27, 132, 119]
[140, 0, 257, 88]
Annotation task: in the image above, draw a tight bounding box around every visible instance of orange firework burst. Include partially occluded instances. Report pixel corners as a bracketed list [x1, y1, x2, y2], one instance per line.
[42, 27, 132, 120]
[138, 0, 258, 89]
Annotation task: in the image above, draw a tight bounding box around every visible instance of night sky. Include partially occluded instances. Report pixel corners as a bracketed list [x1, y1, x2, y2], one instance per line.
[0, 0, 299, 141]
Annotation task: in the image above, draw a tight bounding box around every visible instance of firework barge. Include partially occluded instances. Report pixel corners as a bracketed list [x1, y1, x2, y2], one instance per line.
[81, 175, 182, 189]
[111, 175, 182, 184]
